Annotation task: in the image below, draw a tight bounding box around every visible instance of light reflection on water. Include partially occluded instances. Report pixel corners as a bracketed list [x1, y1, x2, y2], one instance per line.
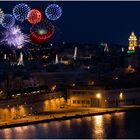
[2, 128, 12, 139]
[92, 115, 105, 139]
[0, 111, 140, 139]
[1, 125, 37, 139]
[114, 112, 126, 138]
[65, 120, 71, 129]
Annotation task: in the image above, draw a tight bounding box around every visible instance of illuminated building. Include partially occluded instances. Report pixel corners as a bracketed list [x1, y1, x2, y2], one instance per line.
[73, 47, 77, 60]
[104, 43, 109, 52]
[17, 52, 24, 66]
[67, 86, 140, 107]
[100, 42, 109, 52]
[127, 32, 137, 53]
[55, 54, 59, 64]
[125, 65, 135, 73]
[67, 86, 106, 107]
[121, 48, 124, 52]
[4, 54, 6, 60]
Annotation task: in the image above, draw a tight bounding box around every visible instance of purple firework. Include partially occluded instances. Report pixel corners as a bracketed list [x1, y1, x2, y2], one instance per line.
[1, 26, 29, 49]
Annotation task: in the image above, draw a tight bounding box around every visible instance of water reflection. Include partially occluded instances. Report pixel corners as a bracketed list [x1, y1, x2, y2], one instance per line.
[65, 120, 71, 129]
[92, 115, 106, 139]
[50, 121, 61, 129]
[41, 123, 48, 129]
[114, 112, 126, 138]
[14, 127, 23, 133]
[2, 128, 12, 139]
[0, 111, 139, 139]
[75, 118, 82, 125]
[1, 124, 37, 139]
[22, 126, 28, 131]
[28, 125, 36, 131]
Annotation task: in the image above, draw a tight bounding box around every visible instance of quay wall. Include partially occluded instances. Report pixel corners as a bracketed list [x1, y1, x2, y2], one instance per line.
[0, 92, 65, 120]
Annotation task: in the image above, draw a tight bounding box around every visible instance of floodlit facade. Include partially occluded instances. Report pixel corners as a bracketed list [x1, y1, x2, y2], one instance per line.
[67, 86, 140, 107]
[0, 92, 65, 120]
[128, 32, 137, 53]
[67, 86, 107, 107]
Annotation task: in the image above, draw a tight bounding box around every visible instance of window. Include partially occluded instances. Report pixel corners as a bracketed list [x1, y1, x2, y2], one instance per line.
[77, 100, 80, 104]
[72, 91, 86, 94]
[82, 100, 85, 104]
[73, 100, 76, 104]
[86, 100, 90, 104]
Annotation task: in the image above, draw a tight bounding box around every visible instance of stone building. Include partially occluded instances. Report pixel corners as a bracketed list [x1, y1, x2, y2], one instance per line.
[67, 86, 140, 107]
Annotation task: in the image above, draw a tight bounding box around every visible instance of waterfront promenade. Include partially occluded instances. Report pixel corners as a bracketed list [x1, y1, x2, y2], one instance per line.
[0, 105, 140, 128]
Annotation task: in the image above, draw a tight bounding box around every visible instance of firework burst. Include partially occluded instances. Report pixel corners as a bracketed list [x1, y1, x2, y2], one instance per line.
[1, 14, 15, 29]
[0, 8, 4, 24]
[13, 3, 31, 22]
[27, 9, 42, 24]
[1, 26, 30, 49]
[30, 21, 55, 43]
[45, 4, 62, 21]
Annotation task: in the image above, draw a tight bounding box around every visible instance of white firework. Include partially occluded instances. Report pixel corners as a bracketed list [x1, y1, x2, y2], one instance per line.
[2, 26, 30, 49]
[0, 8, 4, 24]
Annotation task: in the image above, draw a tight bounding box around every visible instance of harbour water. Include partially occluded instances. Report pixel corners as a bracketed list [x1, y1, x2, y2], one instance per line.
[0, 110, 140, 139]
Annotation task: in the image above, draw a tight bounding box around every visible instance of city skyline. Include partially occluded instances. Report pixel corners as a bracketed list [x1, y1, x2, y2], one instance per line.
[0, 1, 140, 139]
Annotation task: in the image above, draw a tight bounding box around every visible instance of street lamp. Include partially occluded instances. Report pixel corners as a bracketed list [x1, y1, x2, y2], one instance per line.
[119, 92, 123, 100]
[96, 93, 101, 99]
[72, 83, 75, 86]
[51, 85, 56, 92]
[96, 93, 101, 107]
[117, 92, 124, 107]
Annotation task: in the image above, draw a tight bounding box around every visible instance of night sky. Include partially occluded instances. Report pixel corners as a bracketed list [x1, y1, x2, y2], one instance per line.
[1, 1, 140, 45]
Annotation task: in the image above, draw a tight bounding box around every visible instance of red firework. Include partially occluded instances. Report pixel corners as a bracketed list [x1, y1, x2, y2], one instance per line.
[30, 23, 55, 43]
[27, 9, 42, 24]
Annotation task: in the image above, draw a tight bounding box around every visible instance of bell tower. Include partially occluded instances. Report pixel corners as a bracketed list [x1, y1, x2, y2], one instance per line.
[128, 32, 137, 53]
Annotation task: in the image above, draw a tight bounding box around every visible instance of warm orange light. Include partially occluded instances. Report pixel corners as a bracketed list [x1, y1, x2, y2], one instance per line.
[128, 32, 137, 52]
[96, 93, 101, 99]
[119, 92, 123, 100]
[51, 85, 56, 92]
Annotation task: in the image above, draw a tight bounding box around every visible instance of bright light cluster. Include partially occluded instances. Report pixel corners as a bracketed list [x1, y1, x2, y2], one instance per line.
[0, 3, 63, 46]
[30, 22, 55, 43]
[13, 3, 31, 22]
[27, 9, 42, 24]
[37, 29, 48, 35]
[2, 26, 29, 49]
[45, 4, 62, 21]
[128, 32, 137, 53]
[2, 14, 15, 28]
[0, 8, 4, 24]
